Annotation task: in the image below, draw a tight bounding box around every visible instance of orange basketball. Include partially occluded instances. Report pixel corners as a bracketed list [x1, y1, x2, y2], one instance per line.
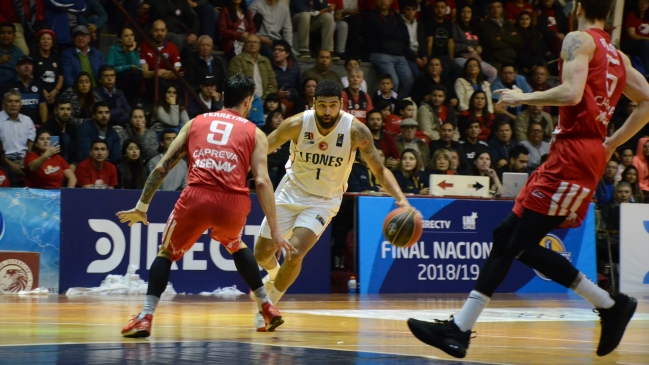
[382, 207, 423, 248]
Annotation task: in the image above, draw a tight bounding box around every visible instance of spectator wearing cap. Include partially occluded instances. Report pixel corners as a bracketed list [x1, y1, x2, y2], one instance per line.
[187, 75, 224, 119]
[184, 35, 226, 95]
[272, 40, 301, 103]
[395, 118, 430, 168]
[32, 29, 64, 107]
[61, 25, 105, 88]
[0, 22, 24, 84]
[0, 89, 36, 176]
[43, 0, 86, 48]
[228, 34, 277, 100]
[0, 56, 48, 125]
[76, 0, 107, 44]
[139, 0, 199, 51]
[75, 139, 118, 188]
[0, 1, 45, 55]
[77, 101, 120, 164]
[146, 128, 187, 191]
[94, 65, 131, 127]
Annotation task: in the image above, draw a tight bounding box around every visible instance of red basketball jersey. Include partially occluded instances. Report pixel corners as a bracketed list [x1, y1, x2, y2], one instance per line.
[186, 110, 257, 194]
[556, 28, 626, 140]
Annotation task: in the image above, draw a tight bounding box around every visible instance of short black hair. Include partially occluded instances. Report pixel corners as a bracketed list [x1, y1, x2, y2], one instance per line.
[527, 120, 544, 132]
[494, 119, 511, 131]
[98, 64, 116, 78]
[344, 57, 361, 68]
[366, 109, 384, 122]
[93, 101, 110, 114]
[434, 0, 447, 5]
[509, 145, 529, 160]
[223, 73, 256, 108]
[430, 84, 447, 96]
[400, 0, 418, 11]
[398, 99, 414, 113]
[501, 63, 517, 72]
[0, 22, 15, 32]
[375, 99, 392, 111]
[273, 39, 291, 55]
[91, 139, 109, 150]
[54, 96, 72, 108]
[314, 80, 342, 100]
[578, 0, 615, 21]
[378, 73, 393, 82]
[440, 121, 455, 130]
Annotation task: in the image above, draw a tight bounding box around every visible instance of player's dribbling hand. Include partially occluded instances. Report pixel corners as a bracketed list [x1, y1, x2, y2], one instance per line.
[116, 208, 149, 226]
[494, 85, 524, 107]
[268, 230, 297, 261]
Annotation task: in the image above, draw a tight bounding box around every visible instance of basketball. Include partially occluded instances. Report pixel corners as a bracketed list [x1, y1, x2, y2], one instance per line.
[382, 207, 423, 248]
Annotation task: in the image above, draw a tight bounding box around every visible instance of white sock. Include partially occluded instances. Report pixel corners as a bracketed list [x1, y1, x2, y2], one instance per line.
[573, 274, 614, 309]
[253, 286, 271, 311]
[454, 291, 490, 332]
[140, 295, 160, 318]
[267, 260, 280, 281]
[269, 284, 285, 305]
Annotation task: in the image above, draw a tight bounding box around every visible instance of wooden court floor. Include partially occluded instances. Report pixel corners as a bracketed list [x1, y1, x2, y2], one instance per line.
[0, 293, 647, 364]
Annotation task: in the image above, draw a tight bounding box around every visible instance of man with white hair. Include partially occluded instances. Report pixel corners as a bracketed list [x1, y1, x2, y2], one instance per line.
[185, 35, 226, 93]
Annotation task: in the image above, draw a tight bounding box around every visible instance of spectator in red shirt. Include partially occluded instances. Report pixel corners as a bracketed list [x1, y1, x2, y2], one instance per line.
[342, 67, 373, 124]
[622, 0, 649, 77]
[140, 20, 182, 102]
[0, 0, 45, 55]
[24, 129, 76, 188]
[366, 109, 400, 169]
[505, 0, 533, 22]
[458, 90, 494, 141]
[75, 139, 118, 189]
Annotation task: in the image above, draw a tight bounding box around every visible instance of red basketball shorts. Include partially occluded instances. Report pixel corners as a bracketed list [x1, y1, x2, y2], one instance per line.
[513, 138, 606, 228]
[159, 185, 251, 261]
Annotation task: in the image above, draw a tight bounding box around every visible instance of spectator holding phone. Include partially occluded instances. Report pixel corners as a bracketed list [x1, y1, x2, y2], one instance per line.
[24, 129, 76, 188]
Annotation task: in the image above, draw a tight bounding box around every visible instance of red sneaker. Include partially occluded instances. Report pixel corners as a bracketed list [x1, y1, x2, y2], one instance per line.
[121, 314, 153, 338]
[261, 302, 284, 332]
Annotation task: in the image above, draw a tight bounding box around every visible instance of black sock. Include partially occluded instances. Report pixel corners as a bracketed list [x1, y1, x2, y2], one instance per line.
[475, 213, 519, 297]
[146, 256, 173, 298]
[232, 248, 264, 291]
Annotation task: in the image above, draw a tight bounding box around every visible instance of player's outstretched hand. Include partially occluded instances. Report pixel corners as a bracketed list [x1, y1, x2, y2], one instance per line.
[494, 85, 524, 107]
[116, 208, 149, 226]
[268, 230, 297, 261]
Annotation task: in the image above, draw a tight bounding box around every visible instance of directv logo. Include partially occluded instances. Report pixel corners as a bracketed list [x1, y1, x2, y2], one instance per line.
[463, 213, 478, 230]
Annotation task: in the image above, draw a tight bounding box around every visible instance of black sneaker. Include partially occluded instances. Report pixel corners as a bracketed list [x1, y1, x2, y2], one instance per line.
[407, 317, 474, 358]
[595, 292, 637, 356]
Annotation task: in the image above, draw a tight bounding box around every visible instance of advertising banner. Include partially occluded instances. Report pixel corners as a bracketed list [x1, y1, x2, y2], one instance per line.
[60, 189, 330, 294]
[0, 188, 60, 293]
[620, 203, 649, 293]
[359, 197, 596, 294]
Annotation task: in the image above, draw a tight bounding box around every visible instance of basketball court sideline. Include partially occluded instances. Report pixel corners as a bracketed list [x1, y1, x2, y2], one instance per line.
[0, 293, 647, 364]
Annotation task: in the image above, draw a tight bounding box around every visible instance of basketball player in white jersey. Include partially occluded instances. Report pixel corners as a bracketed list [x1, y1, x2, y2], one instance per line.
[250, 80, 414, 330]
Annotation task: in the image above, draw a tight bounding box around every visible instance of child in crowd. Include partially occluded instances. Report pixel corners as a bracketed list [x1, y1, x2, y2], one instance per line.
[372, 74, 399, 113]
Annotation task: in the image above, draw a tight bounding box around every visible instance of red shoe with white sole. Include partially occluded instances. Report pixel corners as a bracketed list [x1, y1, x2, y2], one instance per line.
[121, 314, 153, 338]
[261, 302, 283, 332]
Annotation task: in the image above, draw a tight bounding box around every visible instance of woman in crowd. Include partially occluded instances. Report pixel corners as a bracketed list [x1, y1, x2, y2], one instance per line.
[393, 149, 429, 195]
[514, 11, 548, 76]
[60, 72, 100, 126]
[24, 129, 76, 189]
[341, 58, 368, 92]
[32, 29, 64, 107]
[117, 139, 147, 190]
[264, 93, 284, 118]
[471, 150, 502, 196]
[621, 165, 646, 203]
[262, 110, 290, 188]
[427, 149, 455, 175]
[219, 0, 257, 58]
[452, 5, 497, 83]
[458, 90, 494, 141]
[632, 137, 649, 198]
[106, 27, 142, 105]
[292, 78, 318, 115]
[151, 85, 190, 133]
[454, 58, 494, 113]
[116, 108, 159, 162]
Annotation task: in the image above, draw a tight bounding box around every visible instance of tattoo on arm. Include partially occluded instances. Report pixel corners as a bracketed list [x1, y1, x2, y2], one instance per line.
[563, 33, 582, 62]
[140, 143, 187, 204]
[353, 124, 383, 167]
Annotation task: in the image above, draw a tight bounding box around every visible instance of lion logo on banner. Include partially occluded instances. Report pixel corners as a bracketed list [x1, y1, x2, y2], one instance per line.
[0, 260, 34, 294]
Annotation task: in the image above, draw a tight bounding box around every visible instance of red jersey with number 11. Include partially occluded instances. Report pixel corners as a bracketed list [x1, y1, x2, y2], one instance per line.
[556, 28, 626, 140]
[186, 109, 257, 194]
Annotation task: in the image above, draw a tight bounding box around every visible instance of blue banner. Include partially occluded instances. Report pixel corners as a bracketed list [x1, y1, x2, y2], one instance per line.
[358, 197, 596, 294]
[59, 189, 330, 294]
[0, 188, 61, 292]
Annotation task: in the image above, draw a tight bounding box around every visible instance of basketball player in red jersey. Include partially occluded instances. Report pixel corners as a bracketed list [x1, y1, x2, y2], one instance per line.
[408, 0, 640, 358]
[116, 74, 296, 337]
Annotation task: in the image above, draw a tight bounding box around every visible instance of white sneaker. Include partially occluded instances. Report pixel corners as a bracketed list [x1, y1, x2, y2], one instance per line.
[254, 311, 266, 332]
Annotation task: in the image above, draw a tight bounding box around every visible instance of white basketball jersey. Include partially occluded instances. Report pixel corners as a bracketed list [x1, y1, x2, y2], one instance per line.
[287, 110, 356, 199]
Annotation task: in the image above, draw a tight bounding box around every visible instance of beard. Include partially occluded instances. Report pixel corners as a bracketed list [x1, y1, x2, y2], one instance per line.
[315, 110, 340, 130]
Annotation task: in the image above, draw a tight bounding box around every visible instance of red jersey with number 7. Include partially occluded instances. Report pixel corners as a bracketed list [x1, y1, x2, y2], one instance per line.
[186, 109, 257, 194]
[556, 28, 626, 140]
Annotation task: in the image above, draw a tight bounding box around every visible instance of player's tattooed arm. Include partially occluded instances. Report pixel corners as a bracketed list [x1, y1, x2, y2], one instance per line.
[562, 32, 583, 62]
[351, 120, 410, 208]
[139, 121, 191, 204]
